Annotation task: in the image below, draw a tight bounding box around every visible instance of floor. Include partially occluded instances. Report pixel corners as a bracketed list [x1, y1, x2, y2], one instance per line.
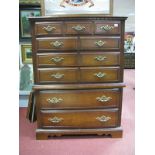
[19, 69, 135, 155]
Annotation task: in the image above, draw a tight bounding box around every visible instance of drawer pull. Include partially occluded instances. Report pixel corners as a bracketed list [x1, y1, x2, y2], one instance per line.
[100, 25, 114, 31]
[51, 73, 64, 79]
[94, 72, 106, 78]
[95, 56, 107, 61]
[47, 97, 63, 104]
[96, 115, 111, 122]
[96, 95, 112, 102]
[72, 25, 86, 31]
[42, 25, 56, 32]
[50, 41, 64, 48]
[95, 40, 106, 47]
[48, 117, 63, 123]
[51, 57, 64, 63]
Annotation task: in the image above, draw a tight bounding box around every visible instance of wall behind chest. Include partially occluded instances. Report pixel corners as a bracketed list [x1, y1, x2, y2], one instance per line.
[19, 0, 135, 107]
[19, 1, 41, 107]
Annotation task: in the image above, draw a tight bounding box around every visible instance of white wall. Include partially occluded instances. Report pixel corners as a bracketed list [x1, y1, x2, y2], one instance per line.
[113, 0, 135, 32]
[19, 0, 135, 107]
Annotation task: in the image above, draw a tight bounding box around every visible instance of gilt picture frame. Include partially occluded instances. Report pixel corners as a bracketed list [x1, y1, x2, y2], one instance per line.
[41, 0, 113, 16]
[21, 44, 32, 64]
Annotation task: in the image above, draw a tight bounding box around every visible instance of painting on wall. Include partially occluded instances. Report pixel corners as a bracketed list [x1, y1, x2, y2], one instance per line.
[19, 44, 33, 91]
[19, 7, 41, 40]
[21, 44, 32, 64]
[19, 0, 41, 5]
[41, 0, 113, 15]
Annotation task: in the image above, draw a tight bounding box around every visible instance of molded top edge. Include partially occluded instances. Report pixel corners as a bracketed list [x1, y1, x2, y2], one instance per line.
[29, 14, 127, 21]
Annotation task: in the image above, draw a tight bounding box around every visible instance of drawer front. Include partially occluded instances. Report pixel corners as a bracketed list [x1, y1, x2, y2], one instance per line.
[80, 67, 120, 82]
[39, 109, 119, 128]
[38, 89, 121, 109]
[37, 52, 120, 67]
[36, 37, 78, 51]
[38, 68, 79, 83]
[80, 37, 120, 50]
[80, 52, 120, 66]
[95, 22, 121, 34]
[37, 53, 78, 67]
[35, 22, 62, 35]
[65, 22, 93, 34]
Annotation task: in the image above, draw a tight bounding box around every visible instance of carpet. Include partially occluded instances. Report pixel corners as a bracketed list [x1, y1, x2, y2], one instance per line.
[19, 69, 135, 155]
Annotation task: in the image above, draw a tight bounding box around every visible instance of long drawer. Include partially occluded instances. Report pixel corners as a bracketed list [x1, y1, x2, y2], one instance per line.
[37, 89, 121, 109]
[39, 109, 119, 128]
[36, 37, 120, 51]
[37, 67, 121, 83]
[37, 52, 120, 67]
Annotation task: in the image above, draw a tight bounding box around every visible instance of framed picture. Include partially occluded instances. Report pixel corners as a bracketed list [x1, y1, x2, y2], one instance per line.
[19, 0, 41, 5]
[41, 0, 113, 16]
[21, 44, 32, 64]
[19, 7, 41, 41]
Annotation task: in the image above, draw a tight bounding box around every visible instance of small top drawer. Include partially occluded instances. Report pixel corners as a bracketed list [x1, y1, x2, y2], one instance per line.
[95, 21, 121, 34]
[35, 22, 63, 36]
[65, 22, 93, 34]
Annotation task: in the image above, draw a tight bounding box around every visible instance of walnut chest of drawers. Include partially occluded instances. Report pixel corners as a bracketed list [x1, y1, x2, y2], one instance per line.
[28, 15, 127, 140]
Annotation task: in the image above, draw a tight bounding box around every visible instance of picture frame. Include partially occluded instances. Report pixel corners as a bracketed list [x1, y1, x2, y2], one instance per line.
[41, 0, 113, 16]
[19, 0, 41, 5]
[21, 44, 32, 64]
[19, 7, 41, 41]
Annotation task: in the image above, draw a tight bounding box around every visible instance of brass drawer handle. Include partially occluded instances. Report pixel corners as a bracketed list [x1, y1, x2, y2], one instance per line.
[96, 115, 111, 122]
[48, 117, 63, 123]
[96, 95, 112, 102]
[100, 25, 114, 31]
[47, 97, 63, 104]
[42, 25, 56, 32]
[72, 25, 86, 31]
[51, 57, 64, 63]
[95, 40, 106, 47]
[51, 73, 64, 79]
[94, 72, 106, 78]
[95, 56, 107, 61]
[50, 41, 64, 48]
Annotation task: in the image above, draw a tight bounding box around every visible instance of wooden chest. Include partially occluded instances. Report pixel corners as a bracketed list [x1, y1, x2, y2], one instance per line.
[28, 15, 127, 140]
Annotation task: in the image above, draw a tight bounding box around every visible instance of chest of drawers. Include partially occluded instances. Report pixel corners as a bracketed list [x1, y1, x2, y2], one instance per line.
[28, 15, 127, 140]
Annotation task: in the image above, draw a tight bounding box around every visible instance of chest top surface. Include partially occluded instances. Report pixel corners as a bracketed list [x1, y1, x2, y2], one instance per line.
[29, 15, 127, 22]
